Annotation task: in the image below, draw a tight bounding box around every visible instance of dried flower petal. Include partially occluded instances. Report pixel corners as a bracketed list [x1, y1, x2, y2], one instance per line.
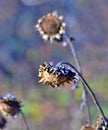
[38, 62, 78, 88]
[95, 115, 108, 130]
[35, 11, 66, 42]
[80, 124, 95, 130]
[0, 93, 22, 118]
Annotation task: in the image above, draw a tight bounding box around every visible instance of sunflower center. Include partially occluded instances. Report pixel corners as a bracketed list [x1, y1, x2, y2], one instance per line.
[40, 16, 61, 35]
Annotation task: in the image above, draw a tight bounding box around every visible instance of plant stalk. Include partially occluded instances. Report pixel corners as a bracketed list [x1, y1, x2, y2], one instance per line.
[64, 35, 91, 124]
[56, 62, 107, 124]
[20, 111, 30, 130]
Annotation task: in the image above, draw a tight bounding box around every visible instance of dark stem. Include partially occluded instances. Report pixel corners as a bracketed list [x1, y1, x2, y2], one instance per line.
[64, 35, 91, 124]
[20, 111, 30, 130]
[56, 62, 107, 124]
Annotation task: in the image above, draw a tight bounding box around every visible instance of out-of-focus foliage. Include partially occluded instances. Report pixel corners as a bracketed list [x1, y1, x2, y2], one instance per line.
[0, 0, 108, 129]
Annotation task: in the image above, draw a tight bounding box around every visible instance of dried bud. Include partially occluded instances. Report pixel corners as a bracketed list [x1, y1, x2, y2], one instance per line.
[95, 115, 108, 130]
[0, 93, 22, 118]
[35, 11, 66, 42]
[38, 62, 78, 88]
[80, 124, 95, 130]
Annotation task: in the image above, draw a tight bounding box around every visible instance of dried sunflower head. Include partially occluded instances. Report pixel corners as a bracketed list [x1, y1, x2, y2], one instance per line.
[0, 112, 7, 129]
[38, 62, 78, 88]
[35, 11, 66, 42]
[0, 93, 22, 118]
[95, 115, 108, 130]
[80, 124, 95, 130]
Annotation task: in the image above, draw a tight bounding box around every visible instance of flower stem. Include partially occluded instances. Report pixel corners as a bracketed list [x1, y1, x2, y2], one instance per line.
[64, 35, 81, 71]
[63, 35, 91, 124]
[56, 62, 107, 124]
[20, 111, 30, 130]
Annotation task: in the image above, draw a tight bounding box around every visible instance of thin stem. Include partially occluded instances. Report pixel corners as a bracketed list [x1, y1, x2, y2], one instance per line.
[64, 35, 81, 72]
[20, 111, 30, 130]
[78, 73, 107, 123]
[64, 35, 91, 124]
[56, 62, 107, 124]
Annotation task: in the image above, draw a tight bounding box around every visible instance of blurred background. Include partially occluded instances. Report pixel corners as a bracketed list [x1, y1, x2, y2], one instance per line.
[0, 0, 108, 129]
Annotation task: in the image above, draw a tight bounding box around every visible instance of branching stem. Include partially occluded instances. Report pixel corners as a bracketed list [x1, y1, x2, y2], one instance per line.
[64, 35, 91, 124]
[56, 62, 107, 124]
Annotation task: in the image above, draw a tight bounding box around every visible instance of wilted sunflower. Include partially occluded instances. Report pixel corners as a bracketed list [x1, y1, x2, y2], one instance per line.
[95, 115, 108, 130]
[35, 11, 66, 42]
[80, 124, 95, 130]
[0, 93, 22, 118]
[0, 112, 7, 129]
[38, 62, 78, 88]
